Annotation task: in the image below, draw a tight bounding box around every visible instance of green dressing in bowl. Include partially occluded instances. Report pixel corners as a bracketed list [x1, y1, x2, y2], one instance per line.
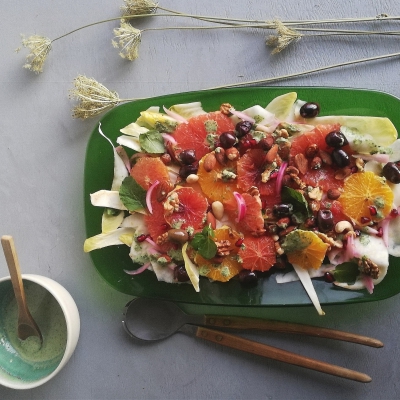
[0, 280, 68, 382]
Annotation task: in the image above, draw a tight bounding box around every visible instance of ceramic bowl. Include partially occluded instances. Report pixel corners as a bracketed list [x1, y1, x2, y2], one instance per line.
[0, 274, 80, 389]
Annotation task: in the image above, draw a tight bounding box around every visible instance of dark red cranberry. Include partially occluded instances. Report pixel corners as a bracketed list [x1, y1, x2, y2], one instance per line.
[179, 149, 197, 165]
[325, 130, 349, 148]
[324, 272, 335, 283]
[219, 132, 237, 149]
[235, 121, 253, 138]
[174, 265, 190, 282]
[390, 208, 399, 217]
[238, 269, 259, 286]
[179, 162, 199, 179]
[317, 209, 334, 232]
[332, 149, 350, 167]
[382, 162, 400, 184]
[235, 238, 244, 247]
[376, 227, 383, 237]
[299, 102, 320, 118]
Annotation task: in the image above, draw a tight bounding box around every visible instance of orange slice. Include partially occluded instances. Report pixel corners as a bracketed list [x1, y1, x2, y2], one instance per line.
[282, 230, 329, 270]
[339, 171, 394, 225]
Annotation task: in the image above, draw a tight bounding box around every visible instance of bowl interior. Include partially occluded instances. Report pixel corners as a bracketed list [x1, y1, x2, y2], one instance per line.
[0, 278, 68, 385]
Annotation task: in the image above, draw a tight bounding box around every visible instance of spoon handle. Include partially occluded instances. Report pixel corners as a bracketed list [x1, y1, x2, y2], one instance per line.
[204, 315, 383, 348]
[195, 326, 371, 383]
[1, 236, 29, 311]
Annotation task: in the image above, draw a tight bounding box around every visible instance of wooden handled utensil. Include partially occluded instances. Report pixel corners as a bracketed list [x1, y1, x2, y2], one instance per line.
[1, 235, 43, 343]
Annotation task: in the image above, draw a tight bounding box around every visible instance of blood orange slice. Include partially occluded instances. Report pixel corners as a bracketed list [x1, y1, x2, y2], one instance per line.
[130, 157, 170, 190]
[239, 235, 276, 272]
[163, 187, 208, 230]
[172, 112, 235, 159]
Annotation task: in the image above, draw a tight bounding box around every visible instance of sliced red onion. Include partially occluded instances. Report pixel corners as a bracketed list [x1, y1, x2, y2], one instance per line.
[146, 180, 159, 214]
[116, 145, 131, 172]
[345, 234, 360, 261]
[362, 275, 375, 294]
[276, 162, 288, 194]
[229, 109, 255, 124]
[163, 105, 188, 123]
[145, 236, 164, 253]
[361, 226, 379, 235]
[352, 153, 390, 163]
[381, 218, 390, 247]
[161, 133, 177, 145]
[233, 192, 247, 222]
[255, 120, 280, 134]
[124, 262, 150, 275]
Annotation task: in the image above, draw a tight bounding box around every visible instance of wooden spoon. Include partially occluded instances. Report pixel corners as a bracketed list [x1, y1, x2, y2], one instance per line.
[1, 235, 43, 343]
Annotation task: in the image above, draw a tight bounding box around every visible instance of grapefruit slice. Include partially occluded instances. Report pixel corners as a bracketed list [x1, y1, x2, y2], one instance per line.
[130, 157, 170, 190]
[239, 236, 276, 272]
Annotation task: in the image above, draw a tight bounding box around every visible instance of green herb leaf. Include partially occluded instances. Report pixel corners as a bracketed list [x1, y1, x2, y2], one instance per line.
[191, 225, 217, 259]
[139, 130, 166, 154]
[199, 238, 218, 260]
[281, 186, 311, 217]
[332, 262, 360, 284]
[119, 176, 147, 212]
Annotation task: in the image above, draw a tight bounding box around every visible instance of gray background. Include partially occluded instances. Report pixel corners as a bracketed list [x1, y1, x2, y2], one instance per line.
[1, 1, 400, 399]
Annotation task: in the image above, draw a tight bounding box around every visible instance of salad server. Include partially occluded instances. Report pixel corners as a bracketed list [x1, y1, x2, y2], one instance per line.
[122, 297, 382, 383]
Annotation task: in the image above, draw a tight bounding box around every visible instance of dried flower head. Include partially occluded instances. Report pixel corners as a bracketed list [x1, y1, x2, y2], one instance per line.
[266, 20, 303, 54]
[112, 21, 142, 61]
[69, 75, 120, 119]
[121, 0, 158, 17]
[20, 35, 52, 73]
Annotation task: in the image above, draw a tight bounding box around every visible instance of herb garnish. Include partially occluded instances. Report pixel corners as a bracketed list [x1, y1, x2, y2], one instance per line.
[119, 176, 147, 212]
[190, 225, 217, 259]
[139, 130, 166, 153]
[332, 262, 360, 284]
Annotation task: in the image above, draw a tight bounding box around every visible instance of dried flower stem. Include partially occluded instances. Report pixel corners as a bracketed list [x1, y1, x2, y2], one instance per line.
[70, 50, 400, 119]
[208, 51, 400, 90]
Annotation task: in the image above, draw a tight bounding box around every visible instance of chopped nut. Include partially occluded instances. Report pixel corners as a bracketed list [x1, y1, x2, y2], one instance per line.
[186, 174, 199, 184]
[156, 180, 173, 202]
[285, 166, 299, 175]
[214, 147, 226, 165]
[335, 221, 354, 234]
[334, 167, 352, 180]
[215, 240, 231, 256]
[220, 103, 233, 115]
[160, 153, 172, 165]
[327, 188, 341, 200]
[290, 174, 307, 190]
[203, 152, 217, 172]
[258, 136, 274, 151]
[305, 144, 319, 159]
[274, 241, 284, 255]
[225, 147, 240, 161]
[261, 162, 277, 183]
[206, 211, 216, 229]
[294, 153, 308, 175]
[156, 232, 169, 245]
[314, 231, 343, 249]
[278, 225, 297, 237]
[308, 186, 323, 201]
[309, 200, 321, 213]
[163, 192, 180, 215]
[319, 149, 333, 165]
[310, 156, 322, 170]
[355, 157, 365, 172]
[211, 201, 224, 220]
[358, 256, 379, 279]
[276, 217, 291, 229]
[278, 141, 291, 160]
[265, 144, 279, 163]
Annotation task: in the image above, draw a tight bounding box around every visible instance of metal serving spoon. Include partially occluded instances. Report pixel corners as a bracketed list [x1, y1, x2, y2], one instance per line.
[1, 235, 43, 343]
[122, 297, 383, 383]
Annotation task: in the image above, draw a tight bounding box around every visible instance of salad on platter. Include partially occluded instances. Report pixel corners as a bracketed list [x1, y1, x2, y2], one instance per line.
[84, 91, 400, 314]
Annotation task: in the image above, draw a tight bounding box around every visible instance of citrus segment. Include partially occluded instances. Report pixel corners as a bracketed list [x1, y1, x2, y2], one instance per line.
[163, 187, 208, 230]
[172, 112, 235, 159]
[239, 236, 276, 272]
[194, 226, 242, 282]
[338, 171, 394, 225]
[197, 156, 237, 203]
[224, 193, 265, 235]
[130, 157, 170, 190]
[282, 230, 329, 270]
[237, 149, 277, 196]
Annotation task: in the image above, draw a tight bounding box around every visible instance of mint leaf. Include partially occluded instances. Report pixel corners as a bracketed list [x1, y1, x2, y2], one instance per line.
[139, 130, 166, 154]
[198, 238, 217, 260]
[119, 176, 147, 212]
[332, 262, 359, 284]
[190, 234, 206, 251]
[281, 186, 311, 217]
